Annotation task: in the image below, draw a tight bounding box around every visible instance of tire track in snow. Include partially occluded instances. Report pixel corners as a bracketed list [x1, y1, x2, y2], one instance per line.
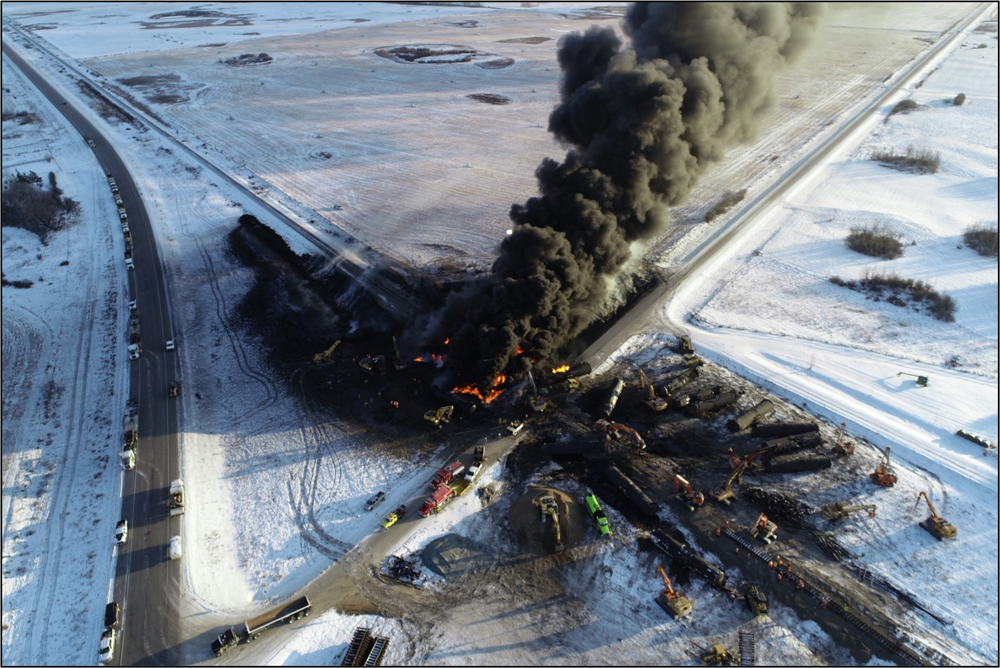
[288, 370, 352, 560]
[193, 235, 278, 418]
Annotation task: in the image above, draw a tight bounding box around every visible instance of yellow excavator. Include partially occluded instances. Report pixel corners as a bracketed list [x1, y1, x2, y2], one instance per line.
[638, 368, 667, 412]
[424, 405, 454, 428]
[312, 340, 341, 364]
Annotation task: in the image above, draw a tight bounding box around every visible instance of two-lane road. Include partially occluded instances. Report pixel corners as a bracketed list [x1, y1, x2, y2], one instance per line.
[3, 38, 183, 666]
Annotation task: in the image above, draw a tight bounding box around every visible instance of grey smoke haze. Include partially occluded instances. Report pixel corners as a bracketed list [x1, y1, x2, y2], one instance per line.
[421, 2, 825, 391]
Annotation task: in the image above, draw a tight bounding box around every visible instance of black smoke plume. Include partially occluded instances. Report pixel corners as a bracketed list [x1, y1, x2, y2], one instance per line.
[420, 2, 825, 391]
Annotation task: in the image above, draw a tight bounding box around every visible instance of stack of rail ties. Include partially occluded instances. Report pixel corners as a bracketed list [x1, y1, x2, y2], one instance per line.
[342, 627, 390, 667]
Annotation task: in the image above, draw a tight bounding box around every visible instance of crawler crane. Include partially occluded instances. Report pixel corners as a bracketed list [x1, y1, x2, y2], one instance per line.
[914, 491, 957, 540]
[870, 446, 897, 487]
[655, 566, 693, 620]
[312, 340, 341, 364]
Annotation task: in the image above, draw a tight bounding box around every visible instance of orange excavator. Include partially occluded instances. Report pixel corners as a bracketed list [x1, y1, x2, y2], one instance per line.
[870, 446, 897, 487]
[673, 474, 705, 511]
[655, 565, 693, 619]
[595, 419, 646, 450]
[914, 491, 958, 540]
[638, 368, 667, 412]
[750, 513, 778, 544]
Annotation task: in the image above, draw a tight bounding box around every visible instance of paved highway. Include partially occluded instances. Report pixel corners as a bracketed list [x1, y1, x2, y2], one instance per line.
[2, 38, 183, 666]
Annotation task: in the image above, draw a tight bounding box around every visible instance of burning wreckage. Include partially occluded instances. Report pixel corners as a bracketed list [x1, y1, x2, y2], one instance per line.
[220, 3, 967, 665]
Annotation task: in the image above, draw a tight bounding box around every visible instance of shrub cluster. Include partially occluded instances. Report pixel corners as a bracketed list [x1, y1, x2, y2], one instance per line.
[871, 146, 940, 174]
[846, 222, 904, 259]
[1, 171, 80, 244]
[889, 99, 918, 117]
[1, 110, 40, 125]
[829, 271, 956, 322]
[704, 189, 747, 223]
[221, 53, 272, 66]
[963, 222, 999, 258]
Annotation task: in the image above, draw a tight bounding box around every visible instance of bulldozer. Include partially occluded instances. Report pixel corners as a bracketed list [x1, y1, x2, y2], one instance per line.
[821, 501, 877, 522]
[312, 340, 341, 364]
[673, 474, 705, 511]
[700, 644, 735, 667]
[914, 491, 958, 540]
[833, 422, 854, 457]
[423, 405, 454, 428]
[655, 565, 693, 620]
[870, 446, 897, 487]
[681, 354, 704, 369]
[638, 368, 667, 412]
[359, 354, 386, 375]
[750, 513, 778, 544]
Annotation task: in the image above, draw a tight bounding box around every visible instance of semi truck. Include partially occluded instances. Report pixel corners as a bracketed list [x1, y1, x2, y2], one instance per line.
[211, 596, 311, 656]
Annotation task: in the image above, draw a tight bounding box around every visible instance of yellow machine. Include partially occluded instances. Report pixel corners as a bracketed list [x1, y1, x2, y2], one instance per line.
[312, 340, 341, 364]
[638, 368, 667, 412]
[423, 405, 454, 428]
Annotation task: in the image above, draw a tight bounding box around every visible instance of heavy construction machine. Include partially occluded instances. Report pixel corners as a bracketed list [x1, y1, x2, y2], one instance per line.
[715, 444, 778, 504]
[681, 354, 704, 368]
[423, 405, 454, 428]
[655, 565, 693, 620]
[700, 644, 735, 667]
[870, 446, 897, 487]
[821, 501, 877, 522]
[750, 513, 778, 544]
[914, 491, 958, 540]
[526, 371, 549, 412]
[638, 368, 667, 412]
[359, 354, 386, 375]
[312, 340, 341, 364]
[833, 422, 854, 457]
[391, 336, 407, 371]
[535, 494, 564, 553]
[673, 474, 705, 511]
[595, 419, 646, 450]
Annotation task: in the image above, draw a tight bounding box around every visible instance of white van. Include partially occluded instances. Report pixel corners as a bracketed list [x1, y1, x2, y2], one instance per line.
[169, 535, 182, 560]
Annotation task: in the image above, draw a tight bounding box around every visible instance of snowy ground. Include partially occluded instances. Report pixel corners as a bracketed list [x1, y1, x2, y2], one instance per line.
[1, 52, 128, 665]
[2, 2, 997, 666]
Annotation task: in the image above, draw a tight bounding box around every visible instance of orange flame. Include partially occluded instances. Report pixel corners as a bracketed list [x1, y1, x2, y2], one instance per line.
[551, 365, 570, 374]
[444, 338, 450, 345]
[413, 353, 446, 367]
[514, 344, 525, 356]
[453, 373, 507, 404]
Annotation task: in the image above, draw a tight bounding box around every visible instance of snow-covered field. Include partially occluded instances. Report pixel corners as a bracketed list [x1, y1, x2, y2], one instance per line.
[2, 2, 997, 666]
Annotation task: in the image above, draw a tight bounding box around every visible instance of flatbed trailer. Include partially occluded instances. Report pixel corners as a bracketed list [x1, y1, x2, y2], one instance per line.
[211, 596, 311, 656]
